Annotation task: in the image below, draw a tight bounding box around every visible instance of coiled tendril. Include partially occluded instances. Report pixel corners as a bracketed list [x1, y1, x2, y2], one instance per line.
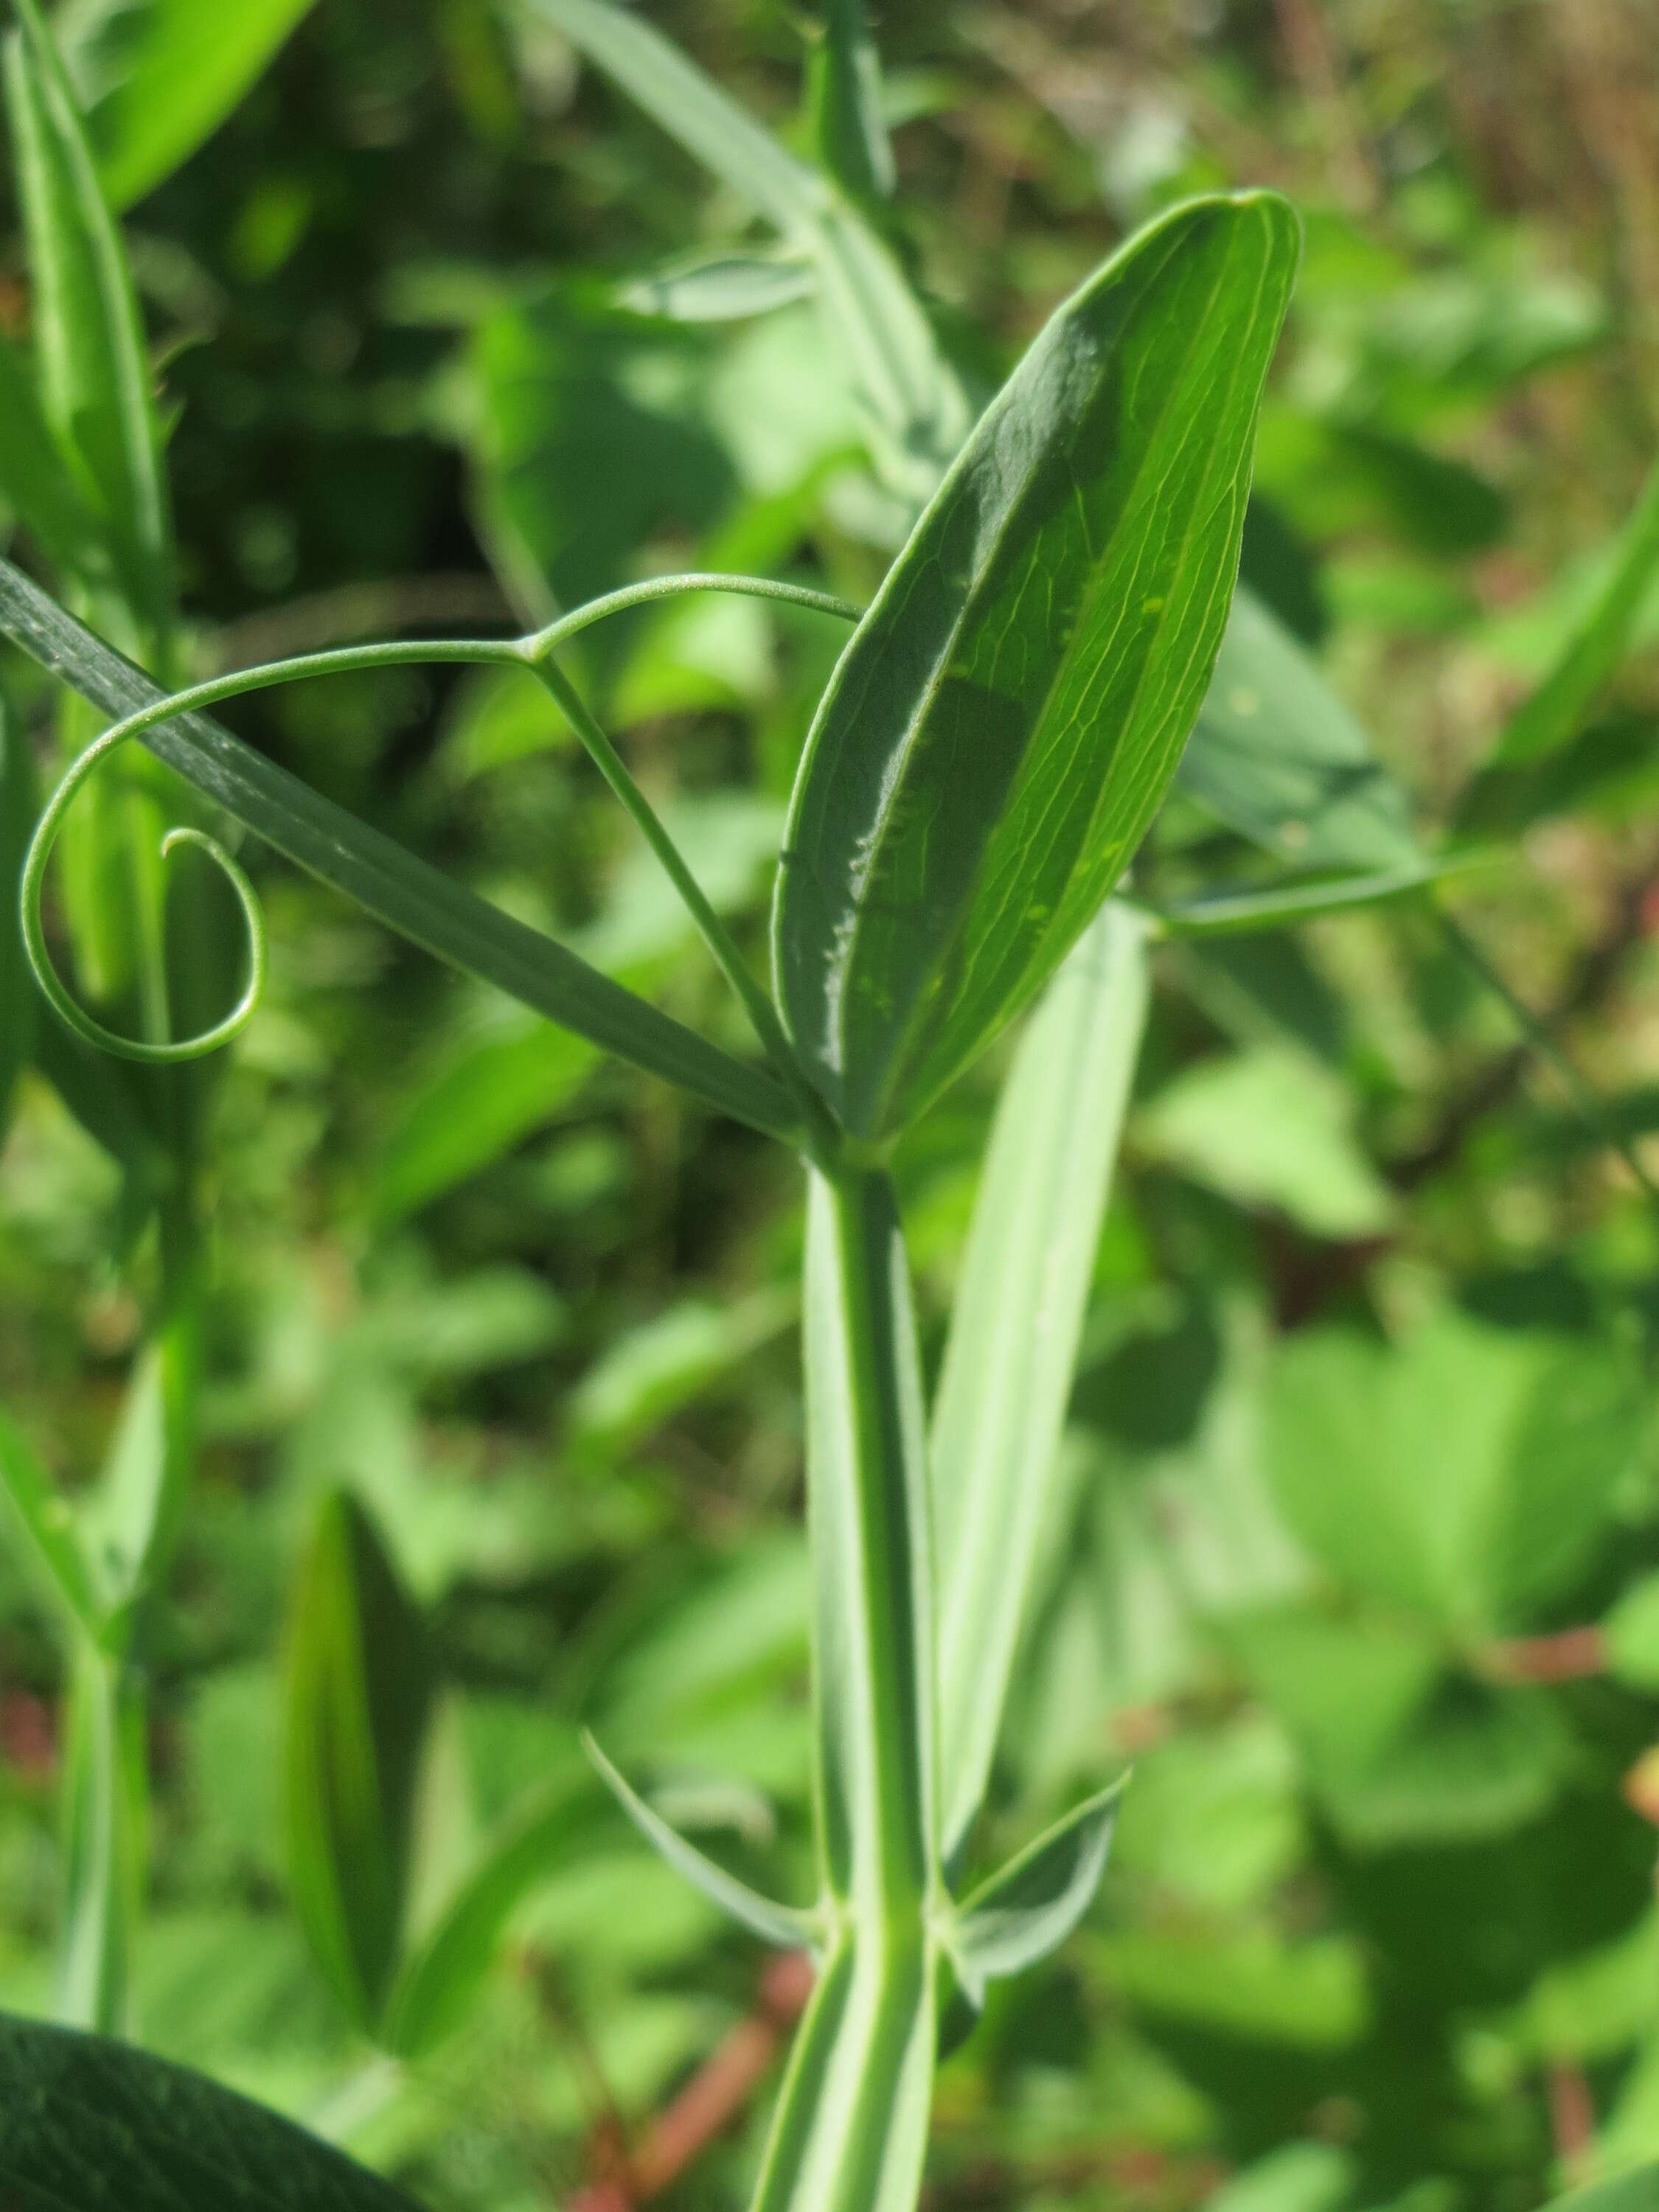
[20, 571, 860, 1068]
[22, 715, 269, 1065]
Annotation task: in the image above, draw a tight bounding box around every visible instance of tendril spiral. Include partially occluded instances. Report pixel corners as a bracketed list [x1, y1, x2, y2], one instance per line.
[21, 712, 269, 1064]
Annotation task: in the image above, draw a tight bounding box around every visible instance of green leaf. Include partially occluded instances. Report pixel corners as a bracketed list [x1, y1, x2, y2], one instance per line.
[282, 1490, 437, 2034]
[1135, 1045, 1396, 1239]
[570, 1289, 794, 1456]
[0, 557, 801, 1141]
[748, 1930, 936, 2212]
[4, 0, 174, 650]
[1492, 451, 1659, 768]
[0, 700, 38, 1135]
[948, 1776, 1126, 2006]
[582, 1731, 817, 1951]
[383, 1770, 604, 2060]
[620, 246, 819, 323]
[81, 1315, 199, 1630]
[1547, 2167, 1659, 2212]
[1261, 1315, 1641, 1632]
[803, 1169, 933, 1913]
[807, 0, 895, 202]
[0, 1407, 101, 1638]
[774, 192, 1300, 1137]
[1603, 1573, 1659, 1691]
[0, 331, 119, 597]
[932, 901, 1150, 1862]
[58, 0, 320, 211]
[1180, 584, 1422, 872]
[0, 2011, 428, 2210]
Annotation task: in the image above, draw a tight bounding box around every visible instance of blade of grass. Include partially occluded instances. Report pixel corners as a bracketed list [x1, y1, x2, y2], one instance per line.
[931, 902, 1150, 1864]
[4, 0, 175, 657]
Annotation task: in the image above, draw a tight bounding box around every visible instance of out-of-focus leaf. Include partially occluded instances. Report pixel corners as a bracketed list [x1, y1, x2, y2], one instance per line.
[807, 0, 895, 202]
[1604, 1573, 1659, 1691]
[1228, 1606, 1570, 1847]
[0, 558, 803, 1141]
[949, 1777, 1125, 2005]
[0, 334, 117, 597]
[518, 0, 968, 499]
[1180, 585, 1422, 871]
[355, 1267, 566, 1378]
[372, 1015, 597, 1223]
[4, 0, 175, 648]
[775, 192, 1299, 1137]
[0, 1407, 101, 1638]
[1545, 2166, 1659, 2212]
[619, 246, 818, 323]
[1487, 452, 1659, 768]
[282, 1491, 437, 2034]
[58, 0, 320, 211]
[932, 902, 1150, 1862]
[582, 1731, 816, 1950]
[1205, 2143, 1356, 2212]
[1096, 1921, 1371, 2048]
[0, 2012, 427, 2210]
[1135, 1046, 1395, 1239]
[81, 1321, 197, 1627]
[568, 1289, 793, 1455]
[384, 1767, 605, 2061]
[1256, 410, 1506, 557]
[1260, 1315, 1641, 1631]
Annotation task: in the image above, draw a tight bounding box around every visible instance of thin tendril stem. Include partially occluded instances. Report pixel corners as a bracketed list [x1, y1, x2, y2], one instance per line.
[21, 573, 863, 1104]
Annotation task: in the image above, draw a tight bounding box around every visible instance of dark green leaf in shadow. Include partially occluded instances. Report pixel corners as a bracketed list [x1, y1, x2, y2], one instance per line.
[1180, 585, 1421, 873]
[282, 1491, 436, 2034]
[0, 2011, 428, 2211]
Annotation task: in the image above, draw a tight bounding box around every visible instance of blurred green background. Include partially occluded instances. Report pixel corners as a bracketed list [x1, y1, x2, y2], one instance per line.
[7, 2, 1659, 2208]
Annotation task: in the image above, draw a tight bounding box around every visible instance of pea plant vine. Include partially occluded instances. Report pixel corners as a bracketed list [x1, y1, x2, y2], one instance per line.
[1, 4, 1658, 2211]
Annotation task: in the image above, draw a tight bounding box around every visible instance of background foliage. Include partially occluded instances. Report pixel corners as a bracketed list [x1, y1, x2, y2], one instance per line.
[6, 2, 1659, 2208]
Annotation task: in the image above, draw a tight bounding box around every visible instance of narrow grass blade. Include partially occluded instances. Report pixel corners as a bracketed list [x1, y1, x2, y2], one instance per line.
[283, 1492, 437, 2035]
[0, 1408, 102, 1640]
[0, 2013, 428, 2211]
[582, 1731, 817, 1951]
[775, 192, 1299, 1137]
[0, 560, 801, 1141]
[4, 0, 175, 652]
[1494, 451, 1659, 768]
[932, 902, 1150, 1863]
[1180, 585, 1422, 872]
[808, 0, 895, 201]
[803, 1169, 934, 1913]
[0, 334, 119, 599]
[749, 1930, 936, 2212]
[518, 0, 967, 499]
[947, 1777, 1126, 2006]
[521, 0, 818, 229]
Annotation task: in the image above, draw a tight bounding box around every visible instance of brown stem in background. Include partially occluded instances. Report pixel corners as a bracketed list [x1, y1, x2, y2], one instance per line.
[568, 1950, 814, 2212]
[1547, 2061, 1597, 2165]
[1478, 1626, 1607, 1685]
[1270, 0, 1379, 210]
